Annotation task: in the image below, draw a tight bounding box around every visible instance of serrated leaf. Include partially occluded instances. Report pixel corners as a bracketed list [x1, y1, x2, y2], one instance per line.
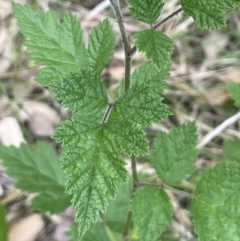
[131, 63, 168, 92]
[223, 139, 240, 162]
[181, 0, 240, 30]
[12, 2, 88, 86]
[0, 142, 70, 214]
[0, 202, 8, 241]
[49, 70, 108, 114]
[218, 0, 240, 9]
[151, 122, 198, 184]
[88, 19, 116, 74]
[52, 69, 171, 238]
[132, 187, 173, 241]
[105, 112, 149, 155]
[191, 161, 240, 241]
[115, 84, 171, 126]
[227, 82, 240, 107]
[134, 30, 173, 70]
[54, 116, 128, 238]
[127, 0, 164, 24]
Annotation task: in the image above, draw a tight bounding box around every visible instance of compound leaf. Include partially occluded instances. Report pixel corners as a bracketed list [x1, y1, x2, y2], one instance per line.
[132, 187, 173, 241]
[223, 139, 240, 163]
[151, 122, 198, 184]
[51, 68, 171, 238]
[134, 30, 173, 71]
[12, 2, 88, 86]
[181, 0, 240, 30]
[0, 202, 8, 241]
[88, 19, 116, 74]
[127, 0, 164, 24]
[131, 63, 168, 92]
[191, 161, 240, 241]
[227, 82, 240, 107]
[0, 142, 70, 214]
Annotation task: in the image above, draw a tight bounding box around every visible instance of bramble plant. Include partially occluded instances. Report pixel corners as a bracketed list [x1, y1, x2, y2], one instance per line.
[0, 0, 240, 241]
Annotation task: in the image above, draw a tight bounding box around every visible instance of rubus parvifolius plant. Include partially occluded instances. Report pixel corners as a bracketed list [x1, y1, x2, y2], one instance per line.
[6, 0, 240, 240]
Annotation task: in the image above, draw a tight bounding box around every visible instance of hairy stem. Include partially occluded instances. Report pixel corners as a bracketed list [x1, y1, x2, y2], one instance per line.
[129, 7, 183, 57]
[110, 0, 132, 91]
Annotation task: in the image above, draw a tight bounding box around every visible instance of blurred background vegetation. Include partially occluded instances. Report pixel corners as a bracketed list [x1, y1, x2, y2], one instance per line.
[0, 0, 240, 240]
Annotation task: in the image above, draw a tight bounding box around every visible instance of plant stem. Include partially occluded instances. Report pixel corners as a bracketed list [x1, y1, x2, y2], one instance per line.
[110, 0, 132, 91]
[138, 182, 194, 199]
[153, 7, 183, 30]
[129, 7, 183, 57]
[131, 156, 138, 187]
[122, 211, 132, 240]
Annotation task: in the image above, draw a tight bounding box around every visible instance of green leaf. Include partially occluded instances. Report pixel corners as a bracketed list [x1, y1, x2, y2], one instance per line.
[12, 2, 88, 86]
[223, 139, 240, 162]
[115, 84, 171, 126]
[181, 0, 240, 30]
[67, 180, 132, 241]
[227, 82, 240, 107]
[52, 68, 170, 238]
[117, 78, 125, 97]
[127, 0, 164, 24]
[53, 115, 128, 239]
[0, 202, 8, 241]
[151, 122, 198, 184]
[134, 30, 173, 71]
[105, 178, 132, 232]
[0, 142, 71, 214]
[88, 19, 116, 74]
[67, 226, 79, 241]
[191, 161, 240, 241]
[49, 70, 108, 115]
[132, 187, 173, 241]
[105, 112, 149, 155]
[131, 63, 168, 92]
[218, 0, 240, 9]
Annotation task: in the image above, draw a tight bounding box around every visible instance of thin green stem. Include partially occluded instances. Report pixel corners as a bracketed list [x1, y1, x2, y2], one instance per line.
[110, 0, 132, 91]
[131, 156, 138, 187]
[122, 211, 132, 241]
[138, 182, 194, 199]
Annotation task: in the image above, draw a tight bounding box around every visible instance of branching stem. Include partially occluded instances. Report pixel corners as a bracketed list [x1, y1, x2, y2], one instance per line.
[110, 0, 132, 91]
